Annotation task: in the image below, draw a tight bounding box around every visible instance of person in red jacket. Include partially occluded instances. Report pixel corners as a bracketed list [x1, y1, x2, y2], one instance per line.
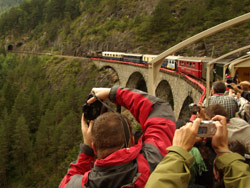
[59, 86, 176, 188]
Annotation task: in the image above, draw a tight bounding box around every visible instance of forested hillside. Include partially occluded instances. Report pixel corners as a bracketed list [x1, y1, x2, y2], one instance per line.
[0, 0, 250, 56]
[0, 0, 23, 15]
[0, 0, 250, 187]
[0, 54, 120, 187]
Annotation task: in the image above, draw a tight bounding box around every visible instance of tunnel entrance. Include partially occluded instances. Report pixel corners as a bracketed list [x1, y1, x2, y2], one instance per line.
[7, 44, 13, 51]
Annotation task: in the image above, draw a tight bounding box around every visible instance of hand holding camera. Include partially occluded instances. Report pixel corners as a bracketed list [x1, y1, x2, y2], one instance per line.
[173, 118, 202, 151]
[173, 116, 229, 154]
[87, 88, 111, 104]
[82, 88, 111, 121]
[211, 115, 230, 156]
[81, 88, 112, 145]
[81, 114, 93, 147]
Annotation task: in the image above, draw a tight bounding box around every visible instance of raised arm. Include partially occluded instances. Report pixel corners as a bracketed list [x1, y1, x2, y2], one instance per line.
[212, 115, 250, 187]
[108, 86, 176, 156]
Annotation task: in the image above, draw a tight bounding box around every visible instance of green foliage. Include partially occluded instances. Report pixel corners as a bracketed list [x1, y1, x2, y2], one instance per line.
[1, 0, 249, 54]
[12, 115, 32, 176]
[0, 0, 23, 15]
[149, 0, 174, 33]
[0, 0, 80, 42]
[0, 110, 9, 187]
[0, 54, 101, 187]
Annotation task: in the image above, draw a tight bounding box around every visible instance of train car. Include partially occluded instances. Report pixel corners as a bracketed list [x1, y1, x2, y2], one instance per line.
[102, 51, 124, 61]
[123, 53, 143, 63]
[142, 54, 157, 64]
[213, 59, 232, 81]
[164, 56, 182, 71]
[177, 57, 212, 79]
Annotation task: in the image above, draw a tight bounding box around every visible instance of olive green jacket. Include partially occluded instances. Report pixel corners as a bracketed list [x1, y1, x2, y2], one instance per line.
[145, 146, 250, 188]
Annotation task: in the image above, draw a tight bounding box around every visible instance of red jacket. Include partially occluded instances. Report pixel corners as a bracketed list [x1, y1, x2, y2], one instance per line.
[59, 86, 176, 188]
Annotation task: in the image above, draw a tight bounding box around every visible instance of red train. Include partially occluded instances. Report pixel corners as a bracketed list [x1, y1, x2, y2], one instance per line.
[177, 57, 212, 79]
[89, 51, 228, 81]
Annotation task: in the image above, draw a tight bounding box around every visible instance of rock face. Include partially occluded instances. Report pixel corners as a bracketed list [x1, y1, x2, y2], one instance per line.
[95, 67, 120, 88]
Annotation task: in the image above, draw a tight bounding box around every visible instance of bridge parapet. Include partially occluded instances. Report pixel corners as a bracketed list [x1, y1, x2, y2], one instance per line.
[92, 59, 202, 120]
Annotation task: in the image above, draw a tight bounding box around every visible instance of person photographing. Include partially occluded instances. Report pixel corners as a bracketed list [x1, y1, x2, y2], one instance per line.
[59, 86, 176, 188]
[145, 115, 250, 188]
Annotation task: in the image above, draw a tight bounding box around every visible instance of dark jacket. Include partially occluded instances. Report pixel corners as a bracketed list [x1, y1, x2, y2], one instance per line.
[59, 86, 176, 188]
[242, 91, 250, 101]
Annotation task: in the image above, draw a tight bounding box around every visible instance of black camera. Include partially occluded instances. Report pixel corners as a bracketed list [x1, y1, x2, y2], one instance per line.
[82, 93, 106, 121]
[189, 103, 201, 114]
[226, 77, 237, 84]
[226, 84, 241, 90]
[226, 84, 233, 89]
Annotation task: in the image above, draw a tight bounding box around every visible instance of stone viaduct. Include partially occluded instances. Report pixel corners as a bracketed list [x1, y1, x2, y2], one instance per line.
[92, 59, 203, 121]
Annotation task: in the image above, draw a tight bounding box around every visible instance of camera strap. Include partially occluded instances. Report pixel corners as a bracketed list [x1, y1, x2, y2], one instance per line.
[91, 92, 130, 148]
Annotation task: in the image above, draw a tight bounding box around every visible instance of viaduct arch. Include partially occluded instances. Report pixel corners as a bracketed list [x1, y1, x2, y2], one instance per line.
[92, 59, 201, 120]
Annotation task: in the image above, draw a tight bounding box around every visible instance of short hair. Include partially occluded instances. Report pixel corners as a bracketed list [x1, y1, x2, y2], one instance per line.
[204, 104, 228, 119]
[212, 81, 226, 94]
[92, 112, 131, 151]
[229, 140, 246, 157]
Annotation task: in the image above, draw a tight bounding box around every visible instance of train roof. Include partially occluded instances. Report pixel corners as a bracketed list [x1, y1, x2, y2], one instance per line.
[123, 53, 143, 57]
[214, 59, 233, 64]
[177, 56, 212, 62]
[102, 51, 125, 55]
[166, 55, 183, 60]
[143, 54, 158, 57]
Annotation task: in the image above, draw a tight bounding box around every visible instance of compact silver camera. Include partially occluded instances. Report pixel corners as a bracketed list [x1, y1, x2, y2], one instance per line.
[197, 120, 217, 137]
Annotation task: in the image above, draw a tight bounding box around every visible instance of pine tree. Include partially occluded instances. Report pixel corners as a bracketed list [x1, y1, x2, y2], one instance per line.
[64, 0, 81, 20]
[58, 111, 80, 161]
[12, 115, 32, 176]
[0, 117, 8, 187]
[150, 0, 173, 33]
[35, 109, 55, 160]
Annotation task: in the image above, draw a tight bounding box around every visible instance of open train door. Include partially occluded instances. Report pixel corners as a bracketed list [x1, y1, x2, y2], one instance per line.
[229, 56, 250, 82]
